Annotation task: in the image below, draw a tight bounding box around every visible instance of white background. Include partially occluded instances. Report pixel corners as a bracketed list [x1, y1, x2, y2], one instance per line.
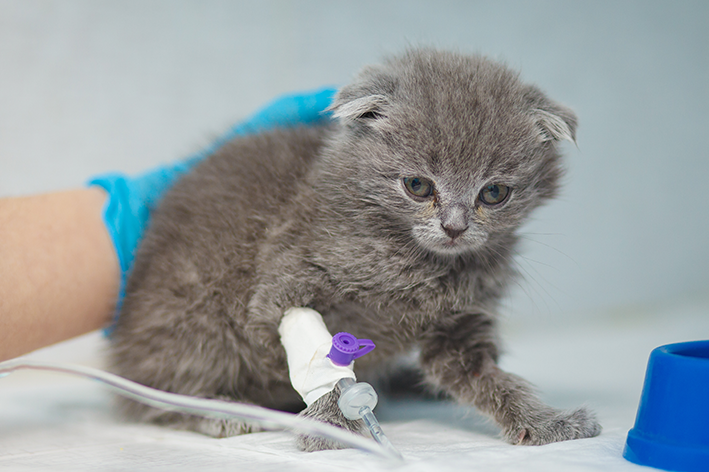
[1, 0, 707, 323]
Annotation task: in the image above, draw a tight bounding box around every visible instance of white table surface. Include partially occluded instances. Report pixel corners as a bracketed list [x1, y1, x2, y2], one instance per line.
[2, 297, 707, 471]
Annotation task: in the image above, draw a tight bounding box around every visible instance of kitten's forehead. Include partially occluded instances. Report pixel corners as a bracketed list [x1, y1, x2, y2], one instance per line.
[385, 52, 535, 181]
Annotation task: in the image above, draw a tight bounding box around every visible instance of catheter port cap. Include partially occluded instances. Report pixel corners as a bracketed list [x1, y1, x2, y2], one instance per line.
[328, 332, 375, 366]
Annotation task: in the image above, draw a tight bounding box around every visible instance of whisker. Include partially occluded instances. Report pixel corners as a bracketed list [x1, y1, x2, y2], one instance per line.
[513, 252, 557, 270]
[511, 254, 562, 315]
[518, 234, 579, 267]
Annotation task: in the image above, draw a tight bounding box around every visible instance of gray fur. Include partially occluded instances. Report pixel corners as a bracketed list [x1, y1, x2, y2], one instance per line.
[296, 384, 368, 451]
[110, 49, 600, 450]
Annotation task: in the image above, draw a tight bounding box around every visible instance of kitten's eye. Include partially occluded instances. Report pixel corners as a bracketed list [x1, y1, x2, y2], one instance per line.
[403, 177, 434, 199]
[479, 184, 511, 206]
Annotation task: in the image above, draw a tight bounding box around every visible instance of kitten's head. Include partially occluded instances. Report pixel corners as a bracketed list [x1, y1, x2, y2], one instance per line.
[320, 49, 576, 258]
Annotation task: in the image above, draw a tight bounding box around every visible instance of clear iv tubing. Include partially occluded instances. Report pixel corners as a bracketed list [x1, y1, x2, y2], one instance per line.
[0, 358, 403, 462]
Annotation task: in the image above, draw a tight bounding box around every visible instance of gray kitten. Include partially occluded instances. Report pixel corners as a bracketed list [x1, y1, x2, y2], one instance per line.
[111, 49, 601, 450]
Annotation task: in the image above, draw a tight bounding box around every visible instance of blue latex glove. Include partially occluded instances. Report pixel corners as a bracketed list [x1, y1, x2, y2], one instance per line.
[89, 87, 336, 323]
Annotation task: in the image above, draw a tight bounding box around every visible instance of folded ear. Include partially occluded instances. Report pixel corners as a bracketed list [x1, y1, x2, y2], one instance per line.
[525, 85, 578, 144]
[327, 65, 396, 125]
[533, 105, 578, 144]
[328, 93, 390, 123]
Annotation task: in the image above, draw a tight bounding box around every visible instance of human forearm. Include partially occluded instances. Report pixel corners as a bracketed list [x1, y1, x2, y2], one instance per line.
[0, 188, 119, 361]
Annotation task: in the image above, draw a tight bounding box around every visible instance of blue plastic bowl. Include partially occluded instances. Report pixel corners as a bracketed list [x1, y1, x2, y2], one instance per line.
[624, 340, 709, 471]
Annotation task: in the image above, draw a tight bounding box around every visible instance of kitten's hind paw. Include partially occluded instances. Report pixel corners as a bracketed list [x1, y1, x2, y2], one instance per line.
[192, 417, 260, 438]
[507, 407, 602, 445]
[295, 387, 367, 452]
[116, 395, 259, 438]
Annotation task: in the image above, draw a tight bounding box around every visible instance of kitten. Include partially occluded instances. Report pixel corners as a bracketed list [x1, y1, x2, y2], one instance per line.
[110, 48, 601, 450]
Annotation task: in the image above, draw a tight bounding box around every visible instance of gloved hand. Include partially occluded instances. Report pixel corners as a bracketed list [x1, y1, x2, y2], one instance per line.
[89, 87, 336, 319]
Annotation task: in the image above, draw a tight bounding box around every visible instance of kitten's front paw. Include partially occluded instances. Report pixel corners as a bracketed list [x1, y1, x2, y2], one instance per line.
[506, 407, 601, 445]
[295, 387, 367, 452]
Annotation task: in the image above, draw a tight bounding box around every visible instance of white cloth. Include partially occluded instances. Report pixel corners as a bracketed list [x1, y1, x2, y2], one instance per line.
[3, 299, 709, 471]
[278, 307, 356, 406]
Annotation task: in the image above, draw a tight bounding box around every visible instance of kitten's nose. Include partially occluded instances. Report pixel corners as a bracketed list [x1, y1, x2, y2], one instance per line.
[441, 223, 468, 240]
[441, 204, 468, 240]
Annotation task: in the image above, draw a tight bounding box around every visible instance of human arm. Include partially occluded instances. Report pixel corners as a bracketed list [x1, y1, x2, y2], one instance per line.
[0, 87, 336, 361]
[0, 188, 119, 361]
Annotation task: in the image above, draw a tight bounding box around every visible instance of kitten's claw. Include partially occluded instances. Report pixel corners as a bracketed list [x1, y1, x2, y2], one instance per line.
[507, 407, 601, 445]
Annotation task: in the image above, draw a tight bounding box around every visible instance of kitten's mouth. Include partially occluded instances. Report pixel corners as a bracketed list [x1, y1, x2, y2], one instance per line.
[430, 231, 488, 256]
[412, 226, 485, 256]
[432, 237, 470, 255]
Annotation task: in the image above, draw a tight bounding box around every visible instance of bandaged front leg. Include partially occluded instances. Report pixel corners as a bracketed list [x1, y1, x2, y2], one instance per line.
[278, 308, 368, 451]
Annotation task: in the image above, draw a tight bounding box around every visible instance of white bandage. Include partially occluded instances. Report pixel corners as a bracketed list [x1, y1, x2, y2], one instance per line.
[278, 307, 356, 406]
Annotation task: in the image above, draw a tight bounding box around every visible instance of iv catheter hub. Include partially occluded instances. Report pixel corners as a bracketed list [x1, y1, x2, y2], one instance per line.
[337, 377, 377, 420]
